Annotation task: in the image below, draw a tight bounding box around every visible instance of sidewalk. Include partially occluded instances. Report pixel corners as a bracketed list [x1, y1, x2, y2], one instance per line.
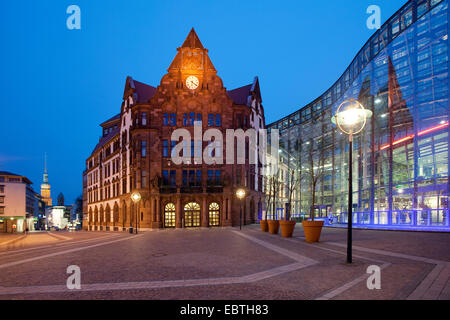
[0, 232, 70, 249]
[0, 234, 27, 246]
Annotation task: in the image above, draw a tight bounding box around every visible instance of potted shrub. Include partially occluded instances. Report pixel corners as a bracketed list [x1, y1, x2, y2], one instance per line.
[267, 219, 280, 234]
[302, 137, 324, 243]
[280, 168, 298, 238]
[260, 211, 269, 232]
[280, 210, 296, 238]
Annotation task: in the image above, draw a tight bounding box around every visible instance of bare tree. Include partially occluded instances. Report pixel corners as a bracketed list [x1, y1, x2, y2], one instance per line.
[264, 167, 282, 220]
[304, 136, 325, 221]
[285, 167, 302, 221]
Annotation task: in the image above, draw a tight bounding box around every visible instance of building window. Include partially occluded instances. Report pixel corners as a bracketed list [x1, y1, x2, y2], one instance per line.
[164, 203, 176, 228]
[184, 202, 201, 227]
[0, 185, 4, 193]
[0, 196, 4, 204]
[0, 207, 4, 215]
[208, 114, 222, 127]
[209, 202, 220, 227]
[164, 113, 177, 126]
[142, 112, 147, 126]
[236, 114, 242, 127]
[162, 170, 176, 187]
[207, 170, 221, 185]
[208, 114, 214, 127]
[141, 170, 147, 188]
[182, 170, 201, 187]
[163, 140, 169, 157]
[170, 114, 176, 126]
[141, 140, 147, 158]
[215, 114, 222, 127]
[163, 113, 169, 126]
[183, 113, 202, 126]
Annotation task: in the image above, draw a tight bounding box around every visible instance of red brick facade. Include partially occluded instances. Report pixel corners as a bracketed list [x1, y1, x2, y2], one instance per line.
[83, 29, 266, 231]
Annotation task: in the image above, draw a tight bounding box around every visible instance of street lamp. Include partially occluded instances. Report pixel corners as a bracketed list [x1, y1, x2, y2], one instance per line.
[332, 99, 372, 264]
[236, 188, 246, 231]
[131, 191, 141, 234]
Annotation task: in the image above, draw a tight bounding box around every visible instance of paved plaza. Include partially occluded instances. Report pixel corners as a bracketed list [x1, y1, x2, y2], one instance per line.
[0, 226, 449, 300]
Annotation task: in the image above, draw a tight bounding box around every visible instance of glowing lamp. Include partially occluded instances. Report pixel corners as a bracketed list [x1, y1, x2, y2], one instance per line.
[236, 189, 246, 200]
[332, 99, 372, 136]
[131, 192, 141, 203]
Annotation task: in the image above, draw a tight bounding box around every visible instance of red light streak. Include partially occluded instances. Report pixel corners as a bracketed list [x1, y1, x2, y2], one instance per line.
[380, 122, 449, 151]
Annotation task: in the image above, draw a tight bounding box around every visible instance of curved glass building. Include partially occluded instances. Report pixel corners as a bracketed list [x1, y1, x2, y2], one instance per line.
[268, 0, 449, 231]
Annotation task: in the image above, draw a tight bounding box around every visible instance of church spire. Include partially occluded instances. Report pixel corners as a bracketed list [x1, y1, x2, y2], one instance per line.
[43, 152, 48, 184]
[41, 153, 52, 206]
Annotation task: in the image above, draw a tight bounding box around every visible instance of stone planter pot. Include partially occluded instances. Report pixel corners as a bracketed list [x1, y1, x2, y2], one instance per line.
[260, 220, 269, 232]
[302, 220, 324, 243]
[267, 220, 280, 235]
[280, 220, 297, 238]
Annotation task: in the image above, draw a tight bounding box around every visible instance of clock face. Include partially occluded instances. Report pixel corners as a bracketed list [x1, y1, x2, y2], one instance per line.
[186, 76, 199, 90]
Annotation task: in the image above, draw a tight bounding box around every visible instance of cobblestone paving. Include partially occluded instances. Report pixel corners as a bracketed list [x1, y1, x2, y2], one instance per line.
[0, 226, 448, 300]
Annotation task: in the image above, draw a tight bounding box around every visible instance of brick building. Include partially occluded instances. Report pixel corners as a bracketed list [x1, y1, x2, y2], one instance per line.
[83, 29, 266, 231]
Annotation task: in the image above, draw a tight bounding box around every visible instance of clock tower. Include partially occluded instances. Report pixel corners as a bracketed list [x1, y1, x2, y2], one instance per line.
[164, 28, 220, 92]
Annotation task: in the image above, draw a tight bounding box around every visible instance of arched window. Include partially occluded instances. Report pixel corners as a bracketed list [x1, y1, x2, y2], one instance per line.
[164, 203, 176, 228]
[184, 202, 201, 227]
[209, 203, 220, 227]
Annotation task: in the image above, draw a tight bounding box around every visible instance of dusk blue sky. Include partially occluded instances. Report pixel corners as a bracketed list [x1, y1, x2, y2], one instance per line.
[0, 0, 406, 204]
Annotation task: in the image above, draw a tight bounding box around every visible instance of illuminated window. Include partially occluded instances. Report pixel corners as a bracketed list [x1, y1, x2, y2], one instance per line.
[184, 202, 200, 227]
[209, 202, 220, 227]
[164, 203, 176, 228]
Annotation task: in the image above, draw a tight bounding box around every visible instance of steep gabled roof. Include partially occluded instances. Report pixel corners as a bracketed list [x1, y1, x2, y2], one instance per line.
[182, 28, 204, 49]
[123, 76, 157, 103]
[134, 80, 157, 103]
[227, 77, 262, 106]
[227, 84, 253, 106]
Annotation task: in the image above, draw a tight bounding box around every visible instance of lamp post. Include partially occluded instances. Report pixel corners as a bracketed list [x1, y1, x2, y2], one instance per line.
[236, 188, 246, 231]
[131, 191, 141, 234]
[332, 99, 372, 264]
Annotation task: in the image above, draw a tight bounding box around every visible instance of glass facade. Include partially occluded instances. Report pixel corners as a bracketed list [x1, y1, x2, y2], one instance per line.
[269, 0, 450, 231]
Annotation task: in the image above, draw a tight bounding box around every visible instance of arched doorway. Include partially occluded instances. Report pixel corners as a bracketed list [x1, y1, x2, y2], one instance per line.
[99, 206, 104, 230]
[209, 202, 220, 227]
[122, 201, 127, 230]
[113, 203, 119, 231]
[184, 202, 201, 227]
[105, 205, 111, 230]
[164, 203, 176, 228]
[88, 208, 93, 227]
[94, 206, 98, 231]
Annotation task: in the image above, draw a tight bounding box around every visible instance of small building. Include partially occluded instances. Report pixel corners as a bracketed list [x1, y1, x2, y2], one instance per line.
[0, 171, 37, 233]
[45, 205, 72, 230]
